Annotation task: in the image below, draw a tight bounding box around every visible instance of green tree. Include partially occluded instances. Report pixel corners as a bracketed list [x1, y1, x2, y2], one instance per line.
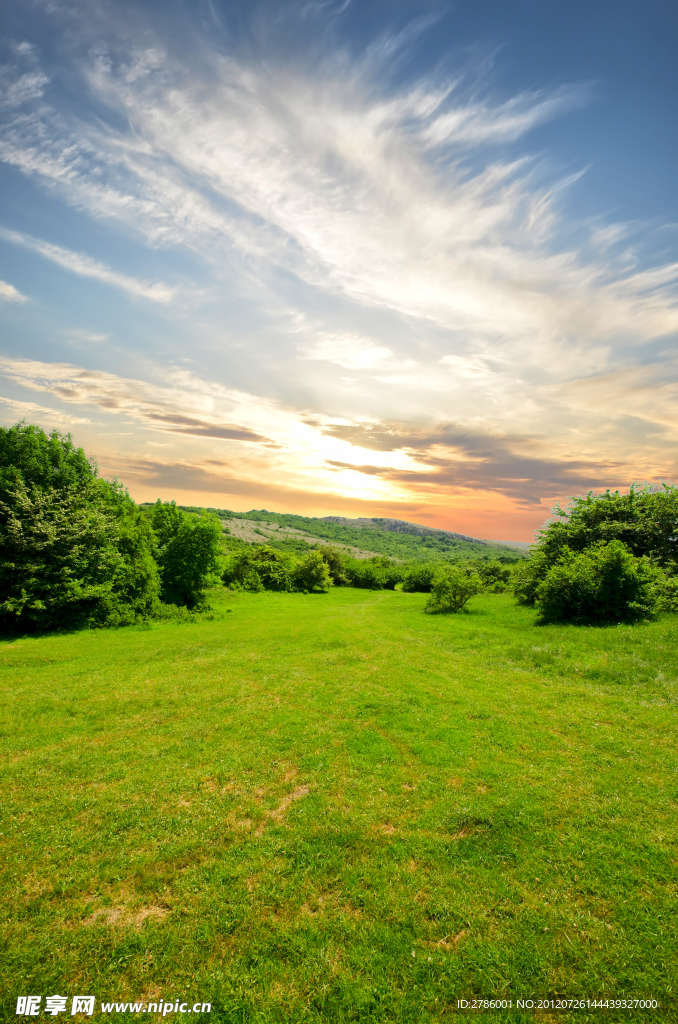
[514, 484, 678, 606]
[292, 550, 332, 593]
[223, 546, 295, 592]
[535, 540, 659, 625]
[151, 501, 223, 607]
[0, 423, 160, 631]
[317, 545, 349, 585]
[402, 562, 438, 593]
[424, 565, 484, 614]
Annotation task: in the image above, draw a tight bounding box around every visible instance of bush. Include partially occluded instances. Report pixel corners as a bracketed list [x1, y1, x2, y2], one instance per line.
[535, 540, 658, 625]
[223, 546, 295, 592]
[402, 562, 438, 593]
[512, 549, 551, 605]
[292, 550, 332, 592]
[471, 560, 512, 592]
[514, 484, 678, 606]
[424, 565, 485, 614]
[0, 424, 161, 632]
[317, 545, 349, 585]
[151, 500, 223, 607]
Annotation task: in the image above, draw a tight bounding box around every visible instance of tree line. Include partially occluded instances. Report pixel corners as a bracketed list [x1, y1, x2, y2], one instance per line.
[1, 422, 676, 631]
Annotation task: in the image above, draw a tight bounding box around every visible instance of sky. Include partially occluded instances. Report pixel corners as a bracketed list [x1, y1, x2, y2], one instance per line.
[0, 0, 676, 541]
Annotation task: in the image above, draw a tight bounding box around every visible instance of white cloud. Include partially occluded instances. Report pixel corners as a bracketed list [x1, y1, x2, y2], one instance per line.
[299, 335, 393, 369]
[2, 35, 676, 367]
[0, 279, 27, 302]
[0, 228, 174, 302]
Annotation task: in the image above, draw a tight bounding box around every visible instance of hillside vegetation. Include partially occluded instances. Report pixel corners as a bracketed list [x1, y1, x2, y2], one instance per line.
[173, 506, 526, 564]
[2, 588, 676, 1020]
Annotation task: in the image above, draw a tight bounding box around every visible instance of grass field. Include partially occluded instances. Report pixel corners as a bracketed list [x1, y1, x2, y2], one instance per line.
[1, 589, 676, 1023]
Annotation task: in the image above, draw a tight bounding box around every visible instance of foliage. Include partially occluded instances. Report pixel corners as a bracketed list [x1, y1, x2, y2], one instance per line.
[471, 560, 513, 592]
[543, 484, 678, 566]
[424, 564, 485, 613]
[0, 424, 160, 631]
[535, 540, 660, 625]
[223, 546, 295, 592]
[0, 420, 94, 495]
[401, 562, 439, 592]
[292, 550, 333, 593]
[518, 484, 678, 602]
[151, 500, 223, 607]
[316, 545, 350, 585]
[198, 506, 526, 564]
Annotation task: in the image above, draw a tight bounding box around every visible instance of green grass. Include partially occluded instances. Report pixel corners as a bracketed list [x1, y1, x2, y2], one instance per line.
[1, 590, 676, 1023]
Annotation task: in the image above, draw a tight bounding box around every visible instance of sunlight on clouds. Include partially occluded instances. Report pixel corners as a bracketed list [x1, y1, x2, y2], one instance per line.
[299, 335, 393, 369]
[0, 8, 677, 534]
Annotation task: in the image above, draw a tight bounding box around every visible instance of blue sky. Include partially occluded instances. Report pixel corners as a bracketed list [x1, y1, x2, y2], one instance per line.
[1, 0, 676, 539]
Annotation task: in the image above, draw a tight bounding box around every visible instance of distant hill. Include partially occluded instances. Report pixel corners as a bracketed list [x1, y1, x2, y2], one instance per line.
[162, 505, 529, 563]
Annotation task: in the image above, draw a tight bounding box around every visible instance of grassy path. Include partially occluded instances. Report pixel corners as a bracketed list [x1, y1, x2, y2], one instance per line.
[1, 590, 676, 1022]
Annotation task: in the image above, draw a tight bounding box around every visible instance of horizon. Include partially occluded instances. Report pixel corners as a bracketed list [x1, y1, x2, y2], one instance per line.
[1, 0, 676, 542]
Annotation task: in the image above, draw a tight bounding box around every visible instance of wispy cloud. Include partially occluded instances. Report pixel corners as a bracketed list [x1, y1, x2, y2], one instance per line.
[2, 29, 676, 360]
[0, 6, 677, 535]
[0, 279, 27, 302]
[0, 228, 174, 302]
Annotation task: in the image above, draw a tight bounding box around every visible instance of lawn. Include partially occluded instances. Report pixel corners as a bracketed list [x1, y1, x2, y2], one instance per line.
[1, 589, 676, 1023]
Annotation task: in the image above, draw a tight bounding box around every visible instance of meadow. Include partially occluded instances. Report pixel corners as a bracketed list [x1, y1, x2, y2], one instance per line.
[1, 589, 676, 1023]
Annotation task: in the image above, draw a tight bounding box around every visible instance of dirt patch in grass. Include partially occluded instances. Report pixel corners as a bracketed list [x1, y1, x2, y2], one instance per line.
[82, 905, 169, 929]
[256, 785, 310, 834]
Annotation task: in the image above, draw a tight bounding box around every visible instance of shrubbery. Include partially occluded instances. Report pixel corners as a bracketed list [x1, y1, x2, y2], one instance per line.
[535, 541, 659, 625]
[150, 500, 223, 608]
[516, 486, 678, 624]
[0, 423, 226, 632]
[0, 424, 161, 631]
[425, 565, 485, 613]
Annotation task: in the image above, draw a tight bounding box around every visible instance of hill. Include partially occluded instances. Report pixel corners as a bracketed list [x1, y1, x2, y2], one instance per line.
[167, 507, 529, 563]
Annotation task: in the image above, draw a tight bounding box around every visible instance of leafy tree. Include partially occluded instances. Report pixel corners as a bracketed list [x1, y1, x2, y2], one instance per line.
[0, 421, 93, 494]
[223, 546, 295, 592]
[292, 550, 332, 593]
[514, 485, 678, 608]
[151, 500, 223, 607]
[402, 562, 438, 593]
[0, 423, 160, 631]
[342, 558, 385, 590]
[317, 545, 350, 585]
[470, 560, 512, 592]
[424, 565, 485, 613]
[535, 540, 659, 625]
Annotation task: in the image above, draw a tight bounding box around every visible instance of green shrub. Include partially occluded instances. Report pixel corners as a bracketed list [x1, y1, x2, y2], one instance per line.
[424, 565, 485, 614]
[317, 545, 350, 585]
[535, 540, 658, 625]
[223, 546, 295, 592]
[292, 550, 332, 593]
[151, 501, 223, 608]
[402, 562, 438, 592]
[0, 425, 161, 632]
[512, 548, 551, 605]
[471, 560, 512, 592]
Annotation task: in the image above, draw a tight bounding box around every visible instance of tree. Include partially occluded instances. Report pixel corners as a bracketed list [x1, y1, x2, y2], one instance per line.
[535, 540, 659, 625]
[514, 485, 678, 608]
[424, 565, 484, 614]
[223, 546, 295, 592]
[292, 550, 332, 593]
[0, 423, 160, 631]
[402, 562, 438, 593]
[317, 546, 349, 585]
[151, 501, 223, 607]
